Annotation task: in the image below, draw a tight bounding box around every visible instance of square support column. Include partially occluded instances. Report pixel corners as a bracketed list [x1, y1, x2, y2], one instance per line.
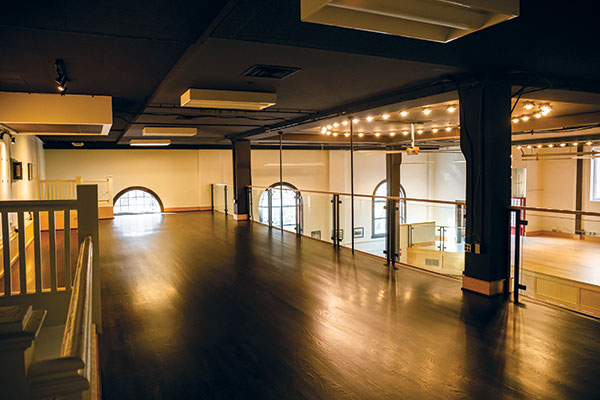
[385, 150, 402, 265]
[459, 79, 511, 296]
[232, 139, 251, 220]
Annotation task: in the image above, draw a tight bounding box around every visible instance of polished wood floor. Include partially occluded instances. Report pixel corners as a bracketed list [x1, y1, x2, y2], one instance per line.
[98, 212, 600, 399]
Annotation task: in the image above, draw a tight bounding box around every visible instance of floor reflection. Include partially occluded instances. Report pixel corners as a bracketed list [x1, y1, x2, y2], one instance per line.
[113, 213, 164, 237]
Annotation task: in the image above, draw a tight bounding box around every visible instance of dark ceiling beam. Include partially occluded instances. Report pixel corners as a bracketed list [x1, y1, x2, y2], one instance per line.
[115, 0, 238, 144]
[511, 132, 600, 146]
[507, 71, 600, 95]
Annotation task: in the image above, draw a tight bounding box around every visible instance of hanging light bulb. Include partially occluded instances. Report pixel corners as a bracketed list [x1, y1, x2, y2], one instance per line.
[512, 117, 520, 124]
[402, 130, 409, 136]
[560, 143, 566, 147]
[516, 145, 522, 149]
[548, 144, 554, 148]
[537, 144, 542, 148]
[400, 111, 409, 117]
[327, 125, 332, 129]
[326, 130, 332, 135]
[375, 132, 381, 137]
[417, 129, 423, 134]
[445, 126, 452, 132]
[382, 113, 390, 120]
[540, 103, 552, 114]
[358, 132, 364, 137]
[332, 132, 338, 137]
[521, 115, 530, 122]
[342, 120, 348, 126]
[422, 108, 431, 115]
[572, 142, 578, 146]
[523, 101, 535, 110]
[344, 132, 350, 137]
[432, 128, 439, 133]
[352, 118, 359, 124]
[333, 122, 340, 128]
[527, 145, 532, 149]
[389, 131, 396, 137]
[321, 127, 327, 134]
[366, 116, 374, 122]
[534, 113, 542, 118]
[446, 105, 457, 113]
[586, 141, 593, 145]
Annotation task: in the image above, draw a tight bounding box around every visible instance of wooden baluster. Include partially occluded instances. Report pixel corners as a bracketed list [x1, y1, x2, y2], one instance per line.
[64, 209, 71, 289]
[17, 211, 27, 294]
[2, 212, 11, 295]
[33, 211, 42, 293]
[49, 211, 57, 292]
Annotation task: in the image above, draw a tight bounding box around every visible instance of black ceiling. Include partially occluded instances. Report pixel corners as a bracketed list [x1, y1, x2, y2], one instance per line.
[1, 0, 600, 148]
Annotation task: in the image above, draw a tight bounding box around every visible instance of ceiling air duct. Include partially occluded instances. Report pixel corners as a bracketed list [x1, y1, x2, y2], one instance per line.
[301, 0, 519, 43]
[180, 89, 276, 111]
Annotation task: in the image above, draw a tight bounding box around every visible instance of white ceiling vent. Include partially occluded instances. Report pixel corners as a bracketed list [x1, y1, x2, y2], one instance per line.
[142, 127, 197, 137]
[180, 89, 276, 110]
[301, 0, 519, 43]
[0, 92, 112, 135]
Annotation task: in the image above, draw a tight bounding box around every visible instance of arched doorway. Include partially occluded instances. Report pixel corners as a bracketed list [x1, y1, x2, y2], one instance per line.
[372, 180, 406, 238]
[113, 186, 164, 215]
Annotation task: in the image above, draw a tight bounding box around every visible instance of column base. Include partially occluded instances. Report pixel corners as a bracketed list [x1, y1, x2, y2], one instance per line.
[232, 213, 249, 221]
[462, 275, 505, 297]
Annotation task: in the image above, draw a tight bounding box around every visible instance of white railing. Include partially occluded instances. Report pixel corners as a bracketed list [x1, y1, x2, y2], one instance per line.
[0, 185, 101, 399]
[39, 176, 113, 206]
[28, 236, 97, 400]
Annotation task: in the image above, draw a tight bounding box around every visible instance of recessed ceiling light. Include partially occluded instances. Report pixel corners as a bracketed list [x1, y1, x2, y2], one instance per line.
[400, 111, 408, 117]
[130, 139, 171, 147]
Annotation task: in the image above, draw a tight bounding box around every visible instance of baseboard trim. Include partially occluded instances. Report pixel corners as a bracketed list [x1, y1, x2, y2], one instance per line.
[462, 275, 505, 297]
[163, 206, 211, 213]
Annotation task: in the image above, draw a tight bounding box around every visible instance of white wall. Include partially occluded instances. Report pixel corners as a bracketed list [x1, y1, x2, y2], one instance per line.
[0, 135, 45, 201]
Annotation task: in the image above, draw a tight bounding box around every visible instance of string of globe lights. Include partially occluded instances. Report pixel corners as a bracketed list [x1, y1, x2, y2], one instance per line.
[516, 140, 596, 150]
[319, 105, 459, 137]
[511, 101, 552, 123]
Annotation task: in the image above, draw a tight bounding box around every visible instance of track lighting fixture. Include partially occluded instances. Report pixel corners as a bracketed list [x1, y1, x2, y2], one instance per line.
[55, 59, 69, 93]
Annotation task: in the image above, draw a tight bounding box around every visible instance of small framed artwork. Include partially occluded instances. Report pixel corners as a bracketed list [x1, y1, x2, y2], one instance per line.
[311, 230, 321, 240]
[353, 227, 364, 238]
[27, 163, 34, 180]
[12, 160, 23, 180]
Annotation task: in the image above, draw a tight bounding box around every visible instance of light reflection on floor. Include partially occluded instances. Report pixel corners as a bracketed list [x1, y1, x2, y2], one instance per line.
[113, 213, 164, 237]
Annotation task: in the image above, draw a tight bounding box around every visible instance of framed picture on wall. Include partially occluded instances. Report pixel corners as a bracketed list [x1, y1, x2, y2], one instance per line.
[353, 227, 364, 238]
[27, 163, 34, 180]
[311, 230, 321, 240]
[12, 160, 23, 180]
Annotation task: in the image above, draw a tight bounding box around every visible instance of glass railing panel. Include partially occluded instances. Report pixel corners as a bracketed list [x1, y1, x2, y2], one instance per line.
[301, 191, 333, 244]
[250, 187, 268, 224]
[516, 210, 600, 317]
[213, 184, 225, 213]
[349, 195, 386, 258]
[400, 200, 465, 276]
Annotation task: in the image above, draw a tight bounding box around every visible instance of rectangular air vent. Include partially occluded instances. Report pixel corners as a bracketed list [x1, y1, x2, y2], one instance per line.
[242, 64, 300, 79]
[180, 89, 276, 110]
[425, 258, 440, 267]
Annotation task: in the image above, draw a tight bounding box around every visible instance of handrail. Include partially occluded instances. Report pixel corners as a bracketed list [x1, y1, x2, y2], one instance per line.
[510, 205, 600, 218]
[0, 199, 77, 211]
[28, 236, 94, 398]
[247, 185, 466, 206]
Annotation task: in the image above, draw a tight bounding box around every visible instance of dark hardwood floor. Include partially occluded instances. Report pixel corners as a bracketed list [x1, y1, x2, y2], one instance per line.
[98, 212, 600, 399]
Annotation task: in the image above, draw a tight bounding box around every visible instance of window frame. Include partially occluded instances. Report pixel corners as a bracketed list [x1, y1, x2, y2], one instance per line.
[591, 147, 600, 202]
[371, 180, 406, 238]
[113, 186, 164, 215]
[258, 182, 303, 233]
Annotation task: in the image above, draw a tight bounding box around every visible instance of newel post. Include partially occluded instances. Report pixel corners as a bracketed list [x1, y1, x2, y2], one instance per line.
[77, 185, 101, 333]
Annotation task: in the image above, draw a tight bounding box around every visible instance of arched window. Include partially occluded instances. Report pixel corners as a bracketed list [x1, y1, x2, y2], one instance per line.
[258, 183, 303, 232]
[113, 187, 163, 215]
[372, 180, 406, 238]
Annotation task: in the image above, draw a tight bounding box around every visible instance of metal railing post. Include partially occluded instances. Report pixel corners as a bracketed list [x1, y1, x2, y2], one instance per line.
[224, 185, 228, 216]
[268, 189, 273, 229]
[247, 187, 252, 221]
[331, 194, 339, 248]
[295, 191, 301, 237]
[211, 184, 214, 212]
[512, 209, 528, 303]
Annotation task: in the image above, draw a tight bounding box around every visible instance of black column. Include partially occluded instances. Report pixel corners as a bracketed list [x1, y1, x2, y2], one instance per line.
[232, 139, 251, 219]
[459, 79, 511, 296]
[385, 150, 402, 265]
